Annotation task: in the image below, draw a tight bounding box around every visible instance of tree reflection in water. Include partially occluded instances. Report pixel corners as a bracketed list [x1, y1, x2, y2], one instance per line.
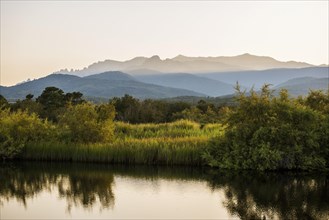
[0, 163, 115, 211]
[207, 171, 329, 219]
[0, 162, 328, 219]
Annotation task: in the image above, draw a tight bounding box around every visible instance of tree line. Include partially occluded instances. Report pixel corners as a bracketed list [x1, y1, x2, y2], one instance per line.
[1, 85, 329, 170]
[1, 86, 227, 124]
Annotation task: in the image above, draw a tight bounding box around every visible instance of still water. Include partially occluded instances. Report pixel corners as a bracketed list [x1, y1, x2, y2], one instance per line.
[0, 162, 328, 219]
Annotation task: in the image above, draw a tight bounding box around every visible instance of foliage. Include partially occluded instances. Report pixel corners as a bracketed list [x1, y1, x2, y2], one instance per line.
[35, 87, 85, 122]
[59, 103, 115, 143]
[21, 120, 222, 165]
[204, 86, 329, 170]
[0, 95, 9, 109]
[10, 94, 42, 114]
[174, 106, 226, 124]
[110, 94, 225, 124]
[8, 88, 225, 124]
[0, 109, 54, 160]
[2, 86, 328, 170]
[36, 87, 66, 121]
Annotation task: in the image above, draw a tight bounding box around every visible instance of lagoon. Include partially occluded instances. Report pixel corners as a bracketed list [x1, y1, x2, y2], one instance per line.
[0, 162, 328, 219]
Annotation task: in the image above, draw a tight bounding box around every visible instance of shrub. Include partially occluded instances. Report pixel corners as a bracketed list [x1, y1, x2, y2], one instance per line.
[0, 109, 54, 160]
[204, 86, 328, 170]
[59, 103, 115, 143]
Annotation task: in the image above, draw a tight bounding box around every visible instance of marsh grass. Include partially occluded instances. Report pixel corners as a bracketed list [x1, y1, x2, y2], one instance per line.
[115, 120, 222, 139]
[21, 120, 223, 166]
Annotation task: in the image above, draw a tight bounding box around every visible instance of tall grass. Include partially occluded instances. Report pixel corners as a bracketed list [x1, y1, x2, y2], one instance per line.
[22, 137, 208, 165]
[20, 120, 223, 166]
[115, 119, 222, 139]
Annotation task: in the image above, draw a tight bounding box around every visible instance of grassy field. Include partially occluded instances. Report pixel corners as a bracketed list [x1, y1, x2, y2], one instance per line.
[21, 120, 224, 166]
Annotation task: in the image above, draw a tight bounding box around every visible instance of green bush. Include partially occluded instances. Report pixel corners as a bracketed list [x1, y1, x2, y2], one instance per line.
[59, 103, 115, 143]
[0, 109, 54, 160]
[204, 87, 329, 170]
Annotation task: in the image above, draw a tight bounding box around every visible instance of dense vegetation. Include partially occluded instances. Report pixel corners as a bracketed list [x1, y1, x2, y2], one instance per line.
[204, 85, 329, 170]
[22, 120, 219, 165]
[1, 86, 328, 170]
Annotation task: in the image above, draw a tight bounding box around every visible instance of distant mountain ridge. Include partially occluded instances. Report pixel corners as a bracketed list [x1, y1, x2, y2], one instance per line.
[58, 53, 315, 77]
[135, 73, 235, 97]
[2, 67, 327, 100]
[1, 54, 327, 100]
[274, 77, 329, 96]
[200, 67, 328, 89]
[0, 71, 205, 100]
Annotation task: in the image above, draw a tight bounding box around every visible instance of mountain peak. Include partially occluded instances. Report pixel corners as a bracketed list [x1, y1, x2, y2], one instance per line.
[236, 53, 261, 58]
[174, 54, 187, 59]
[149, 55, 161, 61]
[85, 71, 134, 81]
[172, 54, 192, 62]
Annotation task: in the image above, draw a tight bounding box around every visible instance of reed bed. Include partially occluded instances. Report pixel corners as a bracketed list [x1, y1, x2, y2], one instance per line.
[20, 120, 223, 166]
[115, 120, 222, 139]
[22, 137, 208, 165]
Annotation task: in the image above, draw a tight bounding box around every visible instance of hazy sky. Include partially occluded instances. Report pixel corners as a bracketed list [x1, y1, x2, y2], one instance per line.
[1, 1, 328, 86]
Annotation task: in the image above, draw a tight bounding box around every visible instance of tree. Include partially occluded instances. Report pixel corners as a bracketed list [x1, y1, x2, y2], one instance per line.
[36, 87, 65, 108]
[59, 103, 115, 143]
[0, 95, 9, 109]
[110, 94, 140, 122]
[36, 87, 66, 121]
[204, 86, 328, 170]
[25, 94, 34, 100]
[0, 109, 54, 160]
[36, 87, 85, 122]
[11, 94, 42, 115]
[65, 92, 85, 105]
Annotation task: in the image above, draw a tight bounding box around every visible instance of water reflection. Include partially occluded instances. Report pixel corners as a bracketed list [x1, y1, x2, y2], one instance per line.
[0, 163, 115, 212]
[207, 171, 329, 219]
[0, 162, 328, 219]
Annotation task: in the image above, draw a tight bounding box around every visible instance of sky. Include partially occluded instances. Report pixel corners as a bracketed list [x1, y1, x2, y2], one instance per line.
[1, 1, 328, 86]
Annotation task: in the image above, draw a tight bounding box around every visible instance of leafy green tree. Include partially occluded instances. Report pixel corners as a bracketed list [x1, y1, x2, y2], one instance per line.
[304, 90, 329, 114]
[204, 86, 328, 170]
[59, 103, 115, 143]
[11, 94, 42, 115]
[0, 109, 54, 160]
[25, 94, 34, 100]
[110, 95, 140, 122]
[196, 100, 215, 113]
[166, 101, 191, 121]
[36, 87, 65, 108]
[174, 105, 223, 124]
[36, 87, 66, 122]
[35, 87, 86, 122]
[0, 95, 9, 109]
[111, 96, 192, 123]
[96, 103, 115, 122]
[65, 92, 85, 105]
[138, 99, 167, 123]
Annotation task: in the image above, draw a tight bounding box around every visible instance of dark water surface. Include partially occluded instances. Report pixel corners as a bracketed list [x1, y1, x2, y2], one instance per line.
[0, 162, 328, 219]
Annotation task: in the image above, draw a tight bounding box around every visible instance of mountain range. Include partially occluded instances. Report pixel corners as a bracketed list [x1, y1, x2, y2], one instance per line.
[0, 72, 204, 100]
[135, 73, 235, 97]
[200, 67, 328, 89]
[1, 54, 328, 100]
[274, 77, 329, 96]
[59, 53, 316, 77]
